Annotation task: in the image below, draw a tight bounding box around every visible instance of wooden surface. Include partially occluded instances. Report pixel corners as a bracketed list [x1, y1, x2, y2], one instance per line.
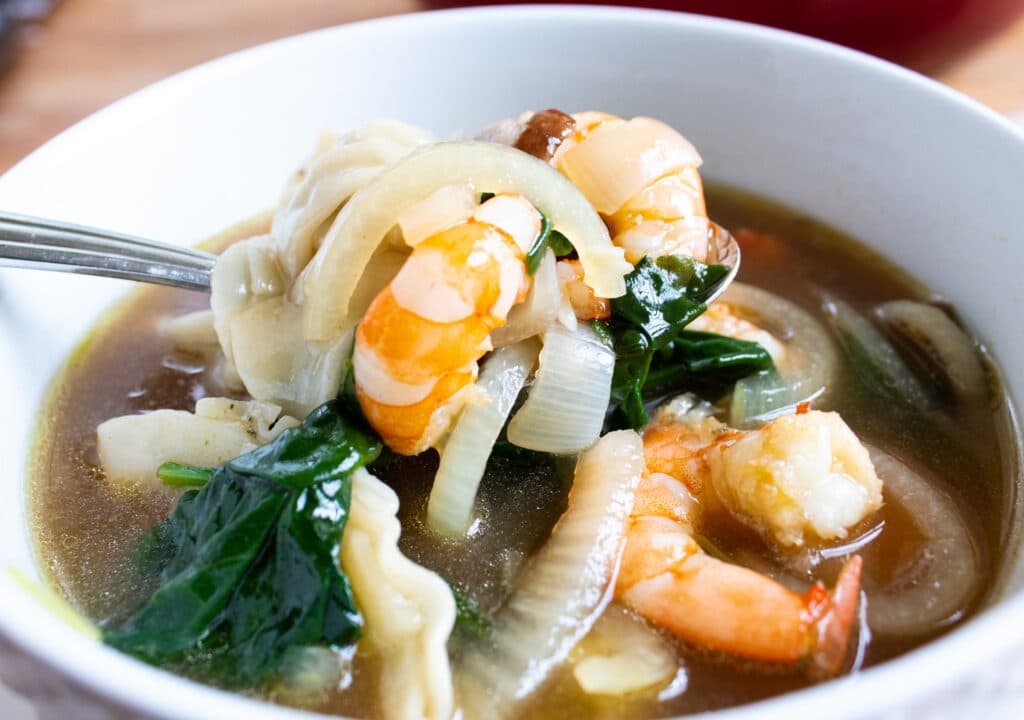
[1, 0, 1024, 173]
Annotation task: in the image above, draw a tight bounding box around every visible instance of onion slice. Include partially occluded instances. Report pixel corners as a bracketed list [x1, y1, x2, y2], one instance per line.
[862, 446, 980, 638]
[491, 250, 560, 347]
[507, 323, 614, 454]
[301, 141, 631, 341]
[457, 430, 644, 715]
[875, 300, 987, 404]
[571, 604, 679, 696]
[427, 340, 541, 537]
[823, 296, 933, 412]
[720, 283, 838, 428]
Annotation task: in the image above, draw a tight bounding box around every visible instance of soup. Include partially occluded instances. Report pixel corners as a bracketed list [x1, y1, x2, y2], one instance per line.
[28, 112, 1017, 719]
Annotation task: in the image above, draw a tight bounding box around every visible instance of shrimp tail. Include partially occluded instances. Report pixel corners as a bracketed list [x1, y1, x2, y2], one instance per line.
[807, 554, 863, 677]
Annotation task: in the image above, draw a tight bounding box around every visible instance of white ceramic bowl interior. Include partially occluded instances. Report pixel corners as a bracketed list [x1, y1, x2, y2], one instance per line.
[1, 6, 1022, 719]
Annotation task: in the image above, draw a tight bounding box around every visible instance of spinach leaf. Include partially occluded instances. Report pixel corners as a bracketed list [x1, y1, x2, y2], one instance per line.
[547, 229, 574, 257]
[105, 400, 380, 689]
[611, 255, 728, 346]
[524, 212, 554, 275]
[644, 331, 775, 399]
[157, 462, 214, 488]
[525, 212, 576, 274]
[227, 400, 380, 489]
[602, 256, 771, 429]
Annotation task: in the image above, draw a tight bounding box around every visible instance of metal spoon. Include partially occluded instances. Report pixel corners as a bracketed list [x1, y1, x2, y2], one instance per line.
[0, 211, 740, 301]
[0, 211, 215, 292]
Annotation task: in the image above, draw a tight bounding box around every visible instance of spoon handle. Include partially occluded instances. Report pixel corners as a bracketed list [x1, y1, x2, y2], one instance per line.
[0, 212, 215, 292]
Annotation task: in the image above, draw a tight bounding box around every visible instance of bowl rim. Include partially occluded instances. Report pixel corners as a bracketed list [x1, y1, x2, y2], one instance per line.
[1, 5, 1023, 719]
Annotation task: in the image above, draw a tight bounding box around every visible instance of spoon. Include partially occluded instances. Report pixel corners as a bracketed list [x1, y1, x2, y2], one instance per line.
[0, 211, 741, 301]
[0, 211, 216, 292]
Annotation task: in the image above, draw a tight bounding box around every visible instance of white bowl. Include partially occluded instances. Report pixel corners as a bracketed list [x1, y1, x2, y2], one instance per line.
[1, 6, 1022, 719]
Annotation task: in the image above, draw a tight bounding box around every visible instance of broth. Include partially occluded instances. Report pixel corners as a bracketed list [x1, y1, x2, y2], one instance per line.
[29, 187, 1017, 717]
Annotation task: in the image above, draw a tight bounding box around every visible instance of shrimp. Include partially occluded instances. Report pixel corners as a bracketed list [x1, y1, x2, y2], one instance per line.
[553, 112, 711, 265]
[616, 472, 863, 674]
[556, 259, 610, 321]
[489, 109, 711, 265]
[615, 397, 881, 673]
[354, 193, 542, 455]
[643, 396, 884, 548]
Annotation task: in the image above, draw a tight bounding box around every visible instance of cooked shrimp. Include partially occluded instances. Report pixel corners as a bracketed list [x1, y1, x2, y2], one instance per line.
[556, 259, 610, 321]
[643, 396, 884, 548]
[553, 112, 711, 265]
[616, 471, 863, 674]
[354, 193, 541, 455]
[610, 399, 884, 675]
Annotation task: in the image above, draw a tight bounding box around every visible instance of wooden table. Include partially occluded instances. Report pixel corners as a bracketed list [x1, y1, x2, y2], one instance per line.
[1, 0, 1024, 173]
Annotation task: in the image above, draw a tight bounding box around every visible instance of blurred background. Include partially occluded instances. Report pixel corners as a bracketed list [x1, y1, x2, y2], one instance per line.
[1, 0, 1023, 173]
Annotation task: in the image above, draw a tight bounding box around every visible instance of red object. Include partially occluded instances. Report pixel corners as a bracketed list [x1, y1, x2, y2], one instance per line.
[429, 0, 1024, 71]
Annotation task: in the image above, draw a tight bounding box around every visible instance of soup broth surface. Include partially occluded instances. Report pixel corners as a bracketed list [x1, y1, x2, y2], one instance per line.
[29, 188, 1017, 717]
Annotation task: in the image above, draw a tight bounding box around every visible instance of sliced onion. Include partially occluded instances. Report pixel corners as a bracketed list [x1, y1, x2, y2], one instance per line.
[822, 296, 932, 412]
[397, 184, 478, 247]
[273, 120, 433, 281]
[427, 340, 541, 537]
[720, 283, 838, 428]
[491, 250, 560, 347]
[862, 446, 980, 638]
[97, 398, 297, 491]
[507, 323, 614, 454]
[210, 122, 430, 413]
[875, 300, 987, 403]
[227, 295, 352, 418]
[571, 603, 679, 696]
[160, 309, 219, 354]
[301, 141, 631, 341]
[457, 430, 644, 714]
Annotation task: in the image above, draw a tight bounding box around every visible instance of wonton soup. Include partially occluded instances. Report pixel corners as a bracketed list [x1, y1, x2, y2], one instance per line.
[29, 111, 1017, 719]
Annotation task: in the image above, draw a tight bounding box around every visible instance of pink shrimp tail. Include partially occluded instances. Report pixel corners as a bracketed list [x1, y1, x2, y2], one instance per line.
[808, 555, 863, 677]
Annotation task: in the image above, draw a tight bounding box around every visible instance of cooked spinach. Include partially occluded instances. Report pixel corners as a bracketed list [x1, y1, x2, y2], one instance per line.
[547, 229, 574, 258]
[602, 256, 773, 429]
[104, 400, 381, 689]
[156, 462, 214, 488]
[524, 212, 554, 275]
[525, 212, 575, 274]
[644, 331, 775, 399]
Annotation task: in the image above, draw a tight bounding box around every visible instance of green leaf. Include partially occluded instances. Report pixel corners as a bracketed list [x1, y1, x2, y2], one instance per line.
[611, 256, 727, 347]
[548, 229, 574, 257]
[643, 331, 775, 399]
[104, 474, 287, 663]
[227, 400, 380, 490]
[104, 400, 380, 688]
[602, 255, 769, 429]
[479, 191, 495, 203]
[157, 462, 214, 488]
[524, 212, 576, 275]
[524, 212, 553, 275]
